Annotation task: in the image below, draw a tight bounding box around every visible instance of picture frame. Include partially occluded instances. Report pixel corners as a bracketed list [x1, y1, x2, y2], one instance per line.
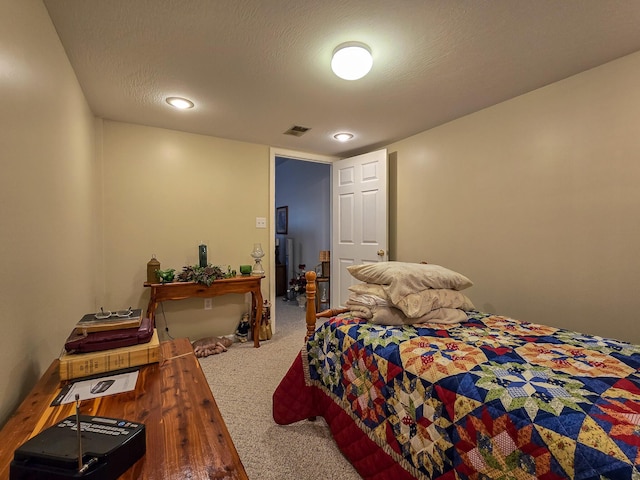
[276, 206, 288, 234]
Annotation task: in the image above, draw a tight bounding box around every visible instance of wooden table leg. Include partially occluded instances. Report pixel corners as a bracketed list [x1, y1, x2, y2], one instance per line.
[147, 286, 158, 326]
[252, 288, 263, 348]
[143, 278, 264, 346]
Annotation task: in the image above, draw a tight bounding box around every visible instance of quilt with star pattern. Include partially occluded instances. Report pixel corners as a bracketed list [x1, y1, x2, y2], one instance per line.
[273, 311, 640, 479]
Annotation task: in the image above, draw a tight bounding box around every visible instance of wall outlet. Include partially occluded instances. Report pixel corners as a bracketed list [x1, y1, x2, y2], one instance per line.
[256, 217, 267, 228]
[204, 298, 213, 310]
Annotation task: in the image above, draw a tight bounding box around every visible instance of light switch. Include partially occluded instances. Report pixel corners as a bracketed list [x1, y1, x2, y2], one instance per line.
[256, 217, 267, 228]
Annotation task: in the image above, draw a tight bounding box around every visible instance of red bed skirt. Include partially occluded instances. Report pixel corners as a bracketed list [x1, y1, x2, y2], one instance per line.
[273, 352, 423, 480]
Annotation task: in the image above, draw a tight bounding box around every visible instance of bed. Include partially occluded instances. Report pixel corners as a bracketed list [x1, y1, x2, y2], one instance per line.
[272, 264, 640, 479]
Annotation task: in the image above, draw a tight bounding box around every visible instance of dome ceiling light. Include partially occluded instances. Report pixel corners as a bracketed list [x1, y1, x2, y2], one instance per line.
[334, 132, 354, 142]
[166, 96, 194, 109]
[331, 42, 373, 80]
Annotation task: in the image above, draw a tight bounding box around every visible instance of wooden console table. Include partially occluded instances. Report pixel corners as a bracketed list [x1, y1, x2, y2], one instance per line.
[144, 275, 264, 348]
[0, 338, 248, 479]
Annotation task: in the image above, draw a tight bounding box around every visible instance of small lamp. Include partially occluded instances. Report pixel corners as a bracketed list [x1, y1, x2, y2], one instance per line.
[251, 243, 265, 276]
[319, 250, 330, 278]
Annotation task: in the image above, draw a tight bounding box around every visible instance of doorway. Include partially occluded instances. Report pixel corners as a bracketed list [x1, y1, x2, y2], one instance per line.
[269, 148, 336, 331]
[275, 157, 330, 290]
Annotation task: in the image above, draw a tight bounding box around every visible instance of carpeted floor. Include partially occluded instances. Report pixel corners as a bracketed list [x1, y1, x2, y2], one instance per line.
[198, 299, 361, 479]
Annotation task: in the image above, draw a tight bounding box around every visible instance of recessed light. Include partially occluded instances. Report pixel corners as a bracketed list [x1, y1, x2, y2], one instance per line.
[166, 97, 194, 109]
[334, 132, 354, 142]
[331, 42, 373, 80]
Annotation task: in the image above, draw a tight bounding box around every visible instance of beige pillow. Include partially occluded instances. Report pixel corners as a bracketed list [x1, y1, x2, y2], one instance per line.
[349, 282, 474, 318]
[347, 262, 473, 315]
[391, 288, 474, 318]
[347, 262, 473, 291]
[348, 283, 389, 300]
[369, 306, 468, 326]
[346, 301, 468, 326]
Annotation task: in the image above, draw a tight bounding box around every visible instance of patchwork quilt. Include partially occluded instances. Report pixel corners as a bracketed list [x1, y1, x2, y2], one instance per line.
[273, 311, 640, 479]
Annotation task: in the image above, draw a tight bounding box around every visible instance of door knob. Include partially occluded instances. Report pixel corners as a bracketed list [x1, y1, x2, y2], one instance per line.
[377, 250, 385, 257]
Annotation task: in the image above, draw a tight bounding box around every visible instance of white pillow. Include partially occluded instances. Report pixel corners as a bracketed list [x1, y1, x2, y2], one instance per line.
[347, 262, 472, 291]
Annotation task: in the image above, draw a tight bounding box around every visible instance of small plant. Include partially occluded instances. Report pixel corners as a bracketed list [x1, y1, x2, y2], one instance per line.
[156, 268, 175, 283]
[177, 265, 225, 286]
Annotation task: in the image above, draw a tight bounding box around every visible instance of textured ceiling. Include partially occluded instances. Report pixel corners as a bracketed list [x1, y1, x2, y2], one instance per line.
[43, 0, 640, 157]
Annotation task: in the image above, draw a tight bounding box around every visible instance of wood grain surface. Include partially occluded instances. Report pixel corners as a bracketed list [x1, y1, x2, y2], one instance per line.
[0, 338, 248, 479]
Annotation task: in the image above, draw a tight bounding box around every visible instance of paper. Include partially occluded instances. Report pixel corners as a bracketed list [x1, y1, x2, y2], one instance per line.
[52, 370, 139, 406]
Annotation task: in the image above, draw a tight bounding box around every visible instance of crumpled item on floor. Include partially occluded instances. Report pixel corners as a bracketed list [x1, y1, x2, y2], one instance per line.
[192, 336, 233, 358]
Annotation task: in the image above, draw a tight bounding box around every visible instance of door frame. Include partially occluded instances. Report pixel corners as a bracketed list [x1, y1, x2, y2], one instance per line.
[269, 147, 338, 331]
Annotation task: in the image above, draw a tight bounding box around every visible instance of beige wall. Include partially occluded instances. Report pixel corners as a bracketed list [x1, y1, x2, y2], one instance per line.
[387, 51, 640, 344]
[3, 0, 639, 430]
[0, 0, 272, 428]
[0, 0, 97, 425]
[99, 121, 270, 342]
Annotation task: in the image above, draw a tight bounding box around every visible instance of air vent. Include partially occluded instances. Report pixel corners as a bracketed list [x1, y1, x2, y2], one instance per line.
[283, 125, 311, 137]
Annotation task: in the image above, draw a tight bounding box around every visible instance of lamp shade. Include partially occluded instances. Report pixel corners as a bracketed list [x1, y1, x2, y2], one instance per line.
[331, 43, 373, 80]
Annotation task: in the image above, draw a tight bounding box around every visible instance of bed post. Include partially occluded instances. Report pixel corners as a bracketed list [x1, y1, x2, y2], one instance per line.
[305, 271, 317, 341]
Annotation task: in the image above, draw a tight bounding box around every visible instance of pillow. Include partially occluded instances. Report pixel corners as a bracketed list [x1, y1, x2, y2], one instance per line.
[390, 287, 474, 318]
[349, 281, 474, 318]
[347, 262, 473, 315]
[369, 306, 468, 326]
[347, 262, 472, 291]
[346, 302, 468, 326]
[348, 283, 389, 300]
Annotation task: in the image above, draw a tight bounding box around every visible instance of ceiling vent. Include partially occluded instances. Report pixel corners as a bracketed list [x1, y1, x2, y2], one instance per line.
[283, 125, 311, 137]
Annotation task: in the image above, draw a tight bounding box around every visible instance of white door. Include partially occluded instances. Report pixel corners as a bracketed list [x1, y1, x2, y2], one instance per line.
[332, 149, 388, 307]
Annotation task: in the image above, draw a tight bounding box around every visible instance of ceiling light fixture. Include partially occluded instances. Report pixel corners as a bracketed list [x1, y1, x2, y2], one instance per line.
[334, 132, 354, 142]
[331, 42, 373, 80]
[166, 96, 194, 109]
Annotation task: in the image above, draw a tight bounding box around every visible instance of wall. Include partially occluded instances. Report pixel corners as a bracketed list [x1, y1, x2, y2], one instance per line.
[0, 0, 97, 425]
[2, 1, 638, 431]
[387, 51, 640, 344]
[275, 158, 331, 285]
[99, 121, 270, 341]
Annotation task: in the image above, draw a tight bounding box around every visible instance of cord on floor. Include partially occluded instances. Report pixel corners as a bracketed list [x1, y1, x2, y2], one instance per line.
[160, 302, 174, 340]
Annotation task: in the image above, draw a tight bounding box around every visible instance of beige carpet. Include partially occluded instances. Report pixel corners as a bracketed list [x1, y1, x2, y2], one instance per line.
[198, 300, 362, 479]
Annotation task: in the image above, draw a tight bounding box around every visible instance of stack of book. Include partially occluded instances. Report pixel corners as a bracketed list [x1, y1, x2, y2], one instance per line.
[59, 308, 160, 381]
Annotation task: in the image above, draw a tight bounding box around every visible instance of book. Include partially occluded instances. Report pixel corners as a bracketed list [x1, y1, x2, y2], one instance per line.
[73, 308, 143, 334]
[58, 330, 160, 381]
[64, 317, 154, 353]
